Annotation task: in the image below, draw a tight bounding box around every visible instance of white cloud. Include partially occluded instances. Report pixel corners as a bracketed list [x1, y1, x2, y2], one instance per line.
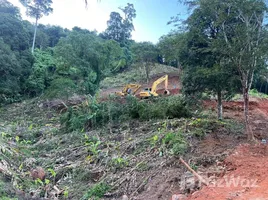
[8, 0, 111, 32]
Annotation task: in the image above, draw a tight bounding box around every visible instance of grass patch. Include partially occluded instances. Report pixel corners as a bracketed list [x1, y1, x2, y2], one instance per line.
[249, 89, 268, 98]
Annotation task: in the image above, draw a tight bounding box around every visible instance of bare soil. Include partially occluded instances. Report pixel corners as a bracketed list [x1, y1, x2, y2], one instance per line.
[184, 99, 268, 200]
[2, 69, 268, 200]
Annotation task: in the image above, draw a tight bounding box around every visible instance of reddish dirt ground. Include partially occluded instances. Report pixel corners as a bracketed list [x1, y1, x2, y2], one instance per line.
[100, 71, 268, 200]
[184, 98, 268, 200]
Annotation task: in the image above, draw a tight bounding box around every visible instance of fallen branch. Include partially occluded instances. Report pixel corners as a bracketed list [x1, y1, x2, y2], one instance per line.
[179, 157, 208, 186]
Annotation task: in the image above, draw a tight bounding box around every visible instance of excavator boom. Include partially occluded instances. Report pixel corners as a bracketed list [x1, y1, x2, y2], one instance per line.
[140, 75, 169, 97]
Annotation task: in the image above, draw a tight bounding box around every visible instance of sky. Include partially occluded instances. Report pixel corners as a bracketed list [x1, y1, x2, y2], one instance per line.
[7, 0, 188, 43]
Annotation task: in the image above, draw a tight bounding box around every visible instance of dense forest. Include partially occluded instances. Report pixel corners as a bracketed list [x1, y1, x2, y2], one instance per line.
[0, 0, 162, 104]
[1, 0, 268, 105]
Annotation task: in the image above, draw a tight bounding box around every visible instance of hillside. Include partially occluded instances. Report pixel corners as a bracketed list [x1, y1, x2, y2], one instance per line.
[100, 64, 180, 89]
[0, 97, 242, 199]
[1, 0, 268, 199]
[100, 64, 181, 98]
[1, 83, 268, 199]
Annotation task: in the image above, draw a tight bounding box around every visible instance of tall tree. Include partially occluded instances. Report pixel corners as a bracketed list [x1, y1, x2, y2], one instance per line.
[181, 0, 268, 138]
[0, 39, 21, 103]
[54, 31, 123, 95]
[19, 0, 53, 53]
[104, 12, 123, 42]
[131, 42, 158, 83]
[158, 32, 187, 68]
[104, 4, 136, 46]
[217, 0, 267, 139]
[119, 3, 136, 46]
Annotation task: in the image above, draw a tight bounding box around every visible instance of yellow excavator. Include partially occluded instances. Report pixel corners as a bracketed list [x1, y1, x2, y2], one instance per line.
[140, 75, 170, 97]
[115, 84, 141, 96]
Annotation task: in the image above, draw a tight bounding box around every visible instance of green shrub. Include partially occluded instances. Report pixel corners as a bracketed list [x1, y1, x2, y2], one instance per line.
[81, 182, 110, 200]
[162, 131, 188, 155]
[45, 78, 77, 99]
[60, 95, 191, 132]
[166, 96, 191, 118]
[249, 89, 268, 98]
[110, 157, 128, 169]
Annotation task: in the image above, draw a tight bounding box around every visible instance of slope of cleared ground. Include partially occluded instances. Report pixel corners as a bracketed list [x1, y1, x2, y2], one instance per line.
[100, 64, 181, 98]
[185, 98, 268, 200]
[1, 69, 268, 200]
[0, 96, 249, 200]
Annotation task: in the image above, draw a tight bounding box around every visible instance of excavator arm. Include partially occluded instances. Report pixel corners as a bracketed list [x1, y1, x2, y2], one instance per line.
[140, 75, 169, 97]
[151, 75, 168, 94]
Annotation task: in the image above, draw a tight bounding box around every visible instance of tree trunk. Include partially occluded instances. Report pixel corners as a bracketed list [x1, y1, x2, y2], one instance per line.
[217, 90, 222, 120]
[144, 62, 150, 84]
[243, 87, 254, 140]
[31, 17, 38, 53]
[265, 79, 268, 94]
[260, 81, 263, 93]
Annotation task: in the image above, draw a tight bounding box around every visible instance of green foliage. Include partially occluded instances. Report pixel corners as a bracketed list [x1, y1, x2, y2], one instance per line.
[45, 78, 76, 99]
[81, 182, 110, 200]
[157, 32, 187, 67]
[103, 3, 136, 46]
[19, 0, 53, 20]
[188, 118, 226, 138]
[166, 96, 191, 118]
[131, 42, 158, 63]
[25, 49, 55, 96]
[85, 139, 101, 157]
[150, 134, 160, 147]
[110, 157, 128, 169]
[0, 0, 20, 18]
[34, 178, 44, 186]
[162, 131, 188, 155]
[60, 98, 98, 132]
[61, 95, 191, 132]
[63, 187, 69, 198]
[0, 39, 22, 103]
[54, 31, 124, 95]
[47, 168, 56, 178]
[0, 179, 16, 199]
[249, 89, 268, 98]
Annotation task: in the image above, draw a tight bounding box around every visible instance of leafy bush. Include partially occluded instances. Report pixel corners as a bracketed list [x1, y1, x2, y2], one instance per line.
[162, 131, 188, 155]
[249, 89, 268, 98]
[25, 49, 55, 96]
[45, 78, 77, 99]
[81, 182, 110, 200]
[61, 95, 191, 132]
[166, 96, 191, 118]
[110, 157, 128, 169]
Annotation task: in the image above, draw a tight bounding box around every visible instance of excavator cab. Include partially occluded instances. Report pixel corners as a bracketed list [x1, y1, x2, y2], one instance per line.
[115, 84, 141, 96]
